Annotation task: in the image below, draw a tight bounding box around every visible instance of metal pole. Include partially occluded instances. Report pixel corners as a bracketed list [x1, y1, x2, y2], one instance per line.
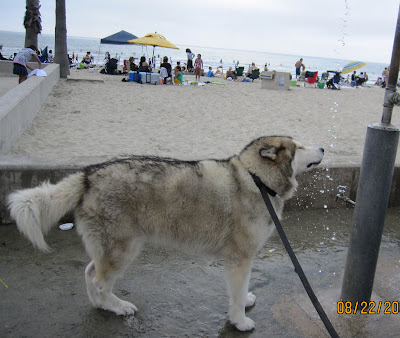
[341, 4, 400, 303]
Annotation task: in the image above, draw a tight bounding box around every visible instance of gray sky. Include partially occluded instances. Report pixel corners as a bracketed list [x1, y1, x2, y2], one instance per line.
[1, 0, 399, 63]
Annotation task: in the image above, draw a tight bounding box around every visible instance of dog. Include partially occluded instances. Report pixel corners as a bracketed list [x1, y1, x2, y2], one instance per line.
[8, 136, 324, 331]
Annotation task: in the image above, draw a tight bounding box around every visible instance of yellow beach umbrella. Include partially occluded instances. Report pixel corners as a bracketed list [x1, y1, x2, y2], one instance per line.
[342, 61, 367, 74]
[128, 33, 179, 58]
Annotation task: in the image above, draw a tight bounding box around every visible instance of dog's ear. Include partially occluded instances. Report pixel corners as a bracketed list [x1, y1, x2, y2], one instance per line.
[260, 147, 277, 160]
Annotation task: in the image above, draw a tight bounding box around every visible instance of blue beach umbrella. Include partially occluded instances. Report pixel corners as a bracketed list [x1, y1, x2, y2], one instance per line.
[342, 61, 366, 74]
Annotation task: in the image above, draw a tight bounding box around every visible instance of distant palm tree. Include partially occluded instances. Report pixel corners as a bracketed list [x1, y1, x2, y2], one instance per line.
[24, 0, 42, 48]
[54, 0, 70, 78]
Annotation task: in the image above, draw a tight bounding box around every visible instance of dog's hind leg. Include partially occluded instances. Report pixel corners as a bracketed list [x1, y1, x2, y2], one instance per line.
[84, 237, 143, 316]
[225, 257, 255, 331]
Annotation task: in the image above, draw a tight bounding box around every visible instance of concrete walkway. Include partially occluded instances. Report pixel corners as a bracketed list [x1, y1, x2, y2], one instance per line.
[0, 207, 399, 337]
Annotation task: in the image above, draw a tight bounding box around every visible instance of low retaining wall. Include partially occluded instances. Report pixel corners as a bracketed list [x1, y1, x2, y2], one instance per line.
[0, 156, 399, 224]
[0, 62, 59, 154]
[0, 60, 47, 76]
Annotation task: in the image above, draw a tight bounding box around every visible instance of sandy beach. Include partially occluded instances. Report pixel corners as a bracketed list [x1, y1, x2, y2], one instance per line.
[7, 68, 400, 166]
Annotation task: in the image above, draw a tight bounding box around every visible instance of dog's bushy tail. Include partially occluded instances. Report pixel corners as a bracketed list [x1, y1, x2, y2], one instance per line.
[7, 173, 85, 252]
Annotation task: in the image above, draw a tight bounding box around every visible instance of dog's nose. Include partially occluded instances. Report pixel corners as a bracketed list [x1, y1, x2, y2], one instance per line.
[320, 148, 324, 153]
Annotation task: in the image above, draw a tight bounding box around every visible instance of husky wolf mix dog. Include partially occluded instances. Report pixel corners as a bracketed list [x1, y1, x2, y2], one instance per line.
[8, 136, 323, 331]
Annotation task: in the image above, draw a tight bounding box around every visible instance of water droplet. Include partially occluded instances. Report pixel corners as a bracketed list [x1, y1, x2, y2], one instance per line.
[324, 205, 328, 209]
[331, 236, 336, 241]
[320, 190, 325, 193]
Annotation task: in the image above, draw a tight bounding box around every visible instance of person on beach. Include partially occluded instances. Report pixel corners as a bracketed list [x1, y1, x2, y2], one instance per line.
[160, 56, 172, 83]
[247, 62, 258, 76]
[385, 66, 390, 87]
[226, 66, 236, 81]
[12, 45, 41, 84]
[82, 51, 93, 65]
[174, 65, 184, 84]
[295, 58, 305, 79]
[186, 48, 195, 72]
[48, 50, 53, 63]
[139, 56, 150, 72]
[357, 72, 366, 86]
[194, 54, 203, 81]
[350, 71, 357, 86]
[264, 63, 268, 71]
[207, 67, 214, 77]
[382, 67, 388, 86]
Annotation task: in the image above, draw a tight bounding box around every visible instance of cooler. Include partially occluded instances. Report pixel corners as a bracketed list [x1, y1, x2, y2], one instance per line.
[139, 72, 160, 85]
[128, 71, 141, 82]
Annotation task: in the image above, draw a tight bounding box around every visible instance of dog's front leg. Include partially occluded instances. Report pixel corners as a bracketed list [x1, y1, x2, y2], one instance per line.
[225, 257, 255, 331]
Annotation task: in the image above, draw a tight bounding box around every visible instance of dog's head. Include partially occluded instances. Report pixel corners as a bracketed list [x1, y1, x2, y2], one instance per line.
[239, 136, 324, 199]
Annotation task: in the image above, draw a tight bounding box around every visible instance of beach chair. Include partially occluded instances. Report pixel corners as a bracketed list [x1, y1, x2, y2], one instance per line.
[106, 58, 118, 75]
[251, 69, 260, 81]
[38, 47, 48, 63]
[234, 66, 244, 77]
[305, 71, 318, 87]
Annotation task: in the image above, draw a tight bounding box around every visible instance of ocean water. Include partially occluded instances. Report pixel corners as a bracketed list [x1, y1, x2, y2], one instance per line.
[0, 30, 388, 81]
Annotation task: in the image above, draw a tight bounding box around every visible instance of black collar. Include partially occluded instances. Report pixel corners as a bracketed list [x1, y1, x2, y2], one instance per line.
[249, 172, 277, 197]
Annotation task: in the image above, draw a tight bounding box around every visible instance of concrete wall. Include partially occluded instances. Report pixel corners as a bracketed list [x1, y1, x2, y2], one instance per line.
[0, 157, 399, 224]
[0, 60, 49, 76]
[0, 63, 59, 154]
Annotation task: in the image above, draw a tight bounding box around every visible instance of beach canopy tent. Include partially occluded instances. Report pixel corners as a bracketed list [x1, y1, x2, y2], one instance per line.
[100, 30, 138, 45]
[128, 33, 179, 58]
[97, 30, 139, 65]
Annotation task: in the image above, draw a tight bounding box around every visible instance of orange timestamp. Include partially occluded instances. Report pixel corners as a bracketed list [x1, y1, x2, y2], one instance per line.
[337, 301, 399, 314]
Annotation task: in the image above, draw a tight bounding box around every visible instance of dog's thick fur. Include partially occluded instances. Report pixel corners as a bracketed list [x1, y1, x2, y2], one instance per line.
[8, 136, 323, 331]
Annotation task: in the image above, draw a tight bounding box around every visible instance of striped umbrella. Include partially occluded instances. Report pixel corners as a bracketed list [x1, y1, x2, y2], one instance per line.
[342, 61, 366, 74]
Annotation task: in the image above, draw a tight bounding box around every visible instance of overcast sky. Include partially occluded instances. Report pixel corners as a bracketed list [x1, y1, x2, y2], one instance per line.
[1, 1, 399, 63]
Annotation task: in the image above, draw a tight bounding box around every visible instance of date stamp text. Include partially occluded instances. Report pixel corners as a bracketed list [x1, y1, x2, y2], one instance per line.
[337, 301, 399, 314]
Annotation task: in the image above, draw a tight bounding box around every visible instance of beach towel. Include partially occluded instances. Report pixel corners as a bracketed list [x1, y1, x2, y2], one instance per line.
[27, 69, 47, 78]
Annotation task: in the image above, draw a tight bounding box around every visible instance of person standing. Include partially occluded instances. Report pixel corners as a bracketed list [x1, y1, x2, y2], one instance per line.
[186, 48, 195, 72]
[295, 58, 305, 79]
[12, 45, 41, 84]
[194, 54, 203, 81]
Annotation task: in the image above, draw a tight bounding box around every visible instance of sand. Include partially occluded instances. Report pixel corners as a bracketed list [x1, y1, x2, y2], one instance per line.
[7, 68, 400, 166]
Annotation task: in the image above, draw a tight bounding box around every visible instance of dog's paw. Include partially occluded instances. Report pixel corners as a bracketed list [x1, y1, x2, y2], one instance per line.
[233, 316, 255, 331]
[245, 292, 256, 308]
[113, 300, 138, 316]
[101, 295, 138, 316]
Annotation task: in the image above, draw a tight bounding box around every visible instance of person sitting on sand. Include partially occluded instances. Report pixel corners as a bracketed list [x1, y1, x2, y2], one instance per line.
[357, 72, 366, 86]
[226, 66, 236, 81]
[215, 66, 223, 76]
[207, 67, 214, 77]
[82, 51, 93, 65]
[174, 65, 184, 84]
